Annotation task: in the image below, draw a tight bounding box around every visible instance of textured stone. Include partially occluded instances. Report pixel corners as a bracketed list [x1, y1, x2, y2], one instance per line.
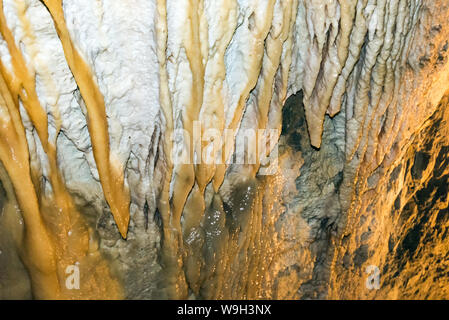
[0, 0, 448, 299]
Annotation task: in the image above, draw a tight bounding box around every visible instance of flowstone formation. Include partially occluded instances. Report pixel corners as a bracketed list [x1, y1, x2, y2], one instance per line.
[0, 0, 448, 299]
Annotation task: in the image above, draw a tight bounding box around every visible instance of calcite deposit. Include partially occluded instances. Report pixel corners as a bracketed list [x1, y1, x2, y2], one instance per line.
[0, 0, 448, 299]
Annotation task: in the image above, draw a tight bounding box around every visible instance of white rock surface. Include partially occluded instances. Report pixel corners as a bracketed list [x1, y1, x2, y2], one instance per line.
[0, 0, 449, 299]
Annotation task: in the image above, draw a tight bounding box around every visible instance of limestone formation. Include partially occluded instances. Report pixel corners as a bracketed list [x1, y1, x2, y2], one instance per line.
[0, 0, 448, 299]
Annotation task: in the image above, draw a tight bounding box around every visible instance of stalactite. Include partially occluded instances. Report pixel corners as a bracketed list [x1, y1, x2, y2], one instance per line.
[0, 0, 448, 299]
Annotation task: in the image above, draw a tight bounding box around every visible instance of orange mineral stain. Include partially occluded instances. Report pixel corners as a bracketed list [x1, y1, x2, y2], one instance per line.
[41, 0, 131, 238]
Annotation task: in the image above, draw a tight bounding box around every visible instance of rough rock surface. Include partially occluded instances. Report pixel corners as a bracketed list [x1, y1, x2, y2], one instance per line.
[0, 0, 448, 299]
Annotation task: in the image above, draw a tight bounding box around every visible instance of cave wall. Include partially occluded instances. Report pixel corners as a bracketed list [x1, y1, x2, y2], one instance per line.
[0, 0, 448, 299]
